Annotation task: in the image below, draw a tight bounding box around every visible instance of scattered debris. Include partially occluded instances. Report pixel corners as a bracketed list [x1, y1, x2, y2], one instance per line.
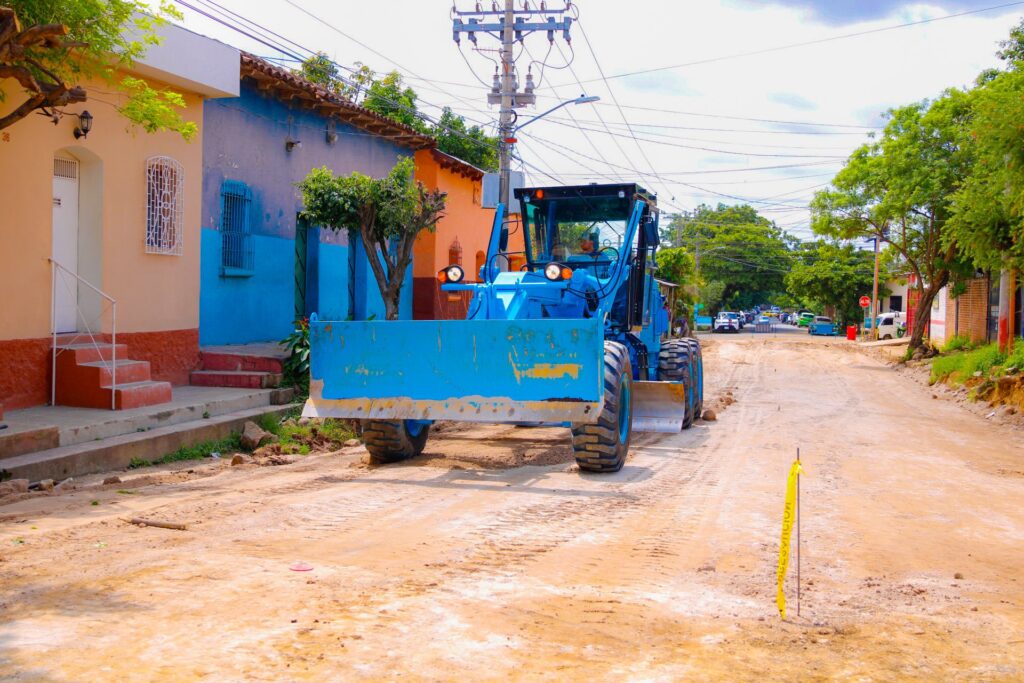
[241, 421, 277, 451]
[54, 478, 75, 492]
[344, 438, 361, 447]
[128, 517, 188, 531]
[230, 454, 247, 466]
[102, 476, 122, 485]
[702, 409, 718, 422]
[290, 562, 314, 572]
[37, 479, 55, 491]
[0, 479, 29, 497]
[954, 572, 964, 580]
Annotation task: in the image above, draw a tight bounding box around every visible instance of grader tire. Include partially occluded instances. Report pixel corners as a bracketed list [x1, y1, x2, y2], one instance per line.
[362, 420, 430, 464]
[657, 339, 695, 429]
[681, 338, 704, 418]
[571, 342, 632, 473]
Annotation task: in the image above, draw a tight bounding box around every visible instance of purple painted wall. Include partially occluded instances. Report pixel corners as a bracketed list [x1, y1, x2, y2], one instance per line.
[200, 78, 415, 345]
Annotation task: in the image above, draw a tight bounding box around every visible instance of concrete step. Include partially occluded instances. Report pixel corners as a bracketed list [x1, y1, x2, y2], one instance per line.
[107, 380, 174, 410]
[190, 370, 282, 389]
[199, 352, 284, 374]
[79, 359, 152, 386]
[0, 403, 299, 483]
[55, 343, 129, 365]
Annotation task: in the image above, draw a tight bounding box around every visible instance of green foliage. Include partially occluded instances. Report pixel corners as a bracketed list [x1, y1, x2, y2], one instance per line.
[785, 241, 875, 324]
[280, 318, 310, 392]
[295, 52, 344, 93]
[947, 68, 1024, 271]
[943, 335, 975, 353]
[433, 107, 498, 172]
[930, 343, 1005, 385]
[362, 70, 427, 132]
[2, 1, 195, 137]
[664, 204, 794, 309]
[699, 280, 727, 313]
[654, 247, 695, 288]
[258, 411, 355, 447]
[811, 92, 974, 348]
[298, 157, 447, 320]
[128, 434, 242, 468]
[300, 53, 496, 170]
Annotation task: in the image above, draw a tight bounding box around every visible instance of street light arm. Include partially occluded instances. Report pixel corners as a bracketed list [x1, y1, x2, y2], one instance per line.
[513, 94, 600, 133]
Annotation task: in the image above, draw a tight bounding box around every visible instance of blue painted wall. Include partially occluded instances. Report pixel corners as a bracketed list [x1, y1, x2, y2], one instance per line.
[200, 79, 415, 345]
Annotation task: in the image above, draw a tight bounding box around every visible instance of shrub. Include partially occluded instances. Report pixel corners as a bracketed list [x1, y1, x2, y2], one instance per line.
[943, 335, 974, 353]
[930, 343, 1006, 385]
[280, 318, 311, 392]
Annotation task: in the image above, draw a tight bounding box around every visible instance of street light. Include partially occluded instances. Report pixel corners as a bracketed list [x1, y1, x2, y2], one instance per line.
[511, 94, 601, 135]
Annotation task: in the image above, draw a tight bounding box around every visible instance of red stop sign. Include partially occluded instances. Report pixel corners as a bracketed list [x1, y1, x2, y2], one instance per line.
[860, 296, 871, 308]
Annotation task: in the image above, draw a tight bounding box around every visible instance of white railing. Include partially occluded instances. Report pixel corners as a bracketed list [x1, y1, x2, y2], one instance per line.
[49, 258, 118, 410]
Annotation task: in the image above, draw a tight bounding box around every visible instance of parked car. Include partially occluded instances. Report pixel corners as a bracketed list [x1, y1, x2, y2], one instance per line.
[796, 312, 815, 328]
[874, 311, 906, 340]
[713, 311, 741, 333]
[808, 315, 838, 336]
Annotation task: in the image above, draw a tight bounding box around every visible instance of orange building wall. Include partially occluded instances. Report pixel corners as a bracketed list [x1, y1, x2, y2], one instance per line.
[412, 150, 495, 319]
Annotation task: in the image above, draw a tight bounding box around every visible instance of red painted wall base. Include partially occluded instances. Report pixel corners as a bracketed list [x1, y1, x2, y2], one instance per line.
[0, 328, 199, 411]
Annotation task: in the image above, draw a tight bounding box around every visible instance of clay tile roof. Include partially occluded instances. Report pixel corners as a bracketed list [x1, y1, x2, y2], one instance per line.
[239, 52, 435, 150]
[429, 148, 486, 181]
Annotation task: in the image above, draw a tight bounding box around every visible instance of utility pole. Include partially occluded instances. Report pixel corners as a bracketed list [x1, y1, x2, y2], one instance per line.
[497, 0, 515, 230]
[452, 2, 571, 248]
[870, 235, 880, 340]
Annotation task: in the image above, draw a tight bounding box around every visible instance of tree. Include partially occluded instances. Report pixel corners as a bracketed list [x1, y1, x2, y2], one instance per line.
[0, 1, 195, 138]
[298, 157, 447, 320]
[663, 203, 794, 309]
[785, 241, 876, 325]
[655, 247, 698, 317]
[811, 92, 973, 349]
[362, 70, 427, 132]
[947, 56, 1024, 272]
[432, 106, 498, 172]
[295, 52, 343, 93]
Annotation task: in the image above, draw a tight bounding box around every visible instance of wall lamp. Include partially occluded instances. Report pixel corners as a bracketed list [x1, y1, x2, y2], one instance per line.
[73, 110, 93, 139]
[285, 137, 302, 152]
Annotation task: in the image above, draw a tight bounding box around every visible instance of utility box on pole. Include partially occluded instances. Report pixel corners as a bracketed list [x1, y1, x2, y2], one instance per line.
[482, 171, 525, 214]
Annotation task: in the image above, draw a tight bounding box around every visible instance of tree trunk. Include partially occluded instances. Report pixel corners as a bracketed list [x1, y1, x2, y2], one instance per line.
[909, 279, 945, 350]
[383, 292, 400, 321]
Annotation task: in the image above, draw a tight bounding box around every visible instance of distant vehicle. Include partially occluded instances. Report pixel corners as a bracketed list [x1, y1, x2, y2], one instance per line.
[771, 306, 781, 313]
[874, 312, 906, 340]
[796, 312, 815, 328]
[758, 315, 771, 324]
[713, 311, 740, 333]
[808, 316, 838, 336]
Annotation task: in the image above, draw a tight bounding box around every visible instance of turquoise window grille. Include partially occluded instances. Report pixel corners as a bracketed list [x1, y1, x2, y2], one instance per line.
[221, 180, 254, 275]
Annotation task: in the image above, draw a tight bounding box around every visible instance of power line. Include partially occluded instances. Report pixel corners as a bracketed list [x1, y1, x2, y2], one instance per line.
[551, 1, 1024, 86]
[540, 117, 850, 158]
[574, 16, 681, 206]
[176, 1, 501, 159]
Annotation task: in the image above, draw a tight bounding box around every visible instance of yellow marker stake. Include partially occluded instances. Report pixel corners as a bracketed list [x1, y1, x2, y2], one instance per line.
[777, 458, 804, 619]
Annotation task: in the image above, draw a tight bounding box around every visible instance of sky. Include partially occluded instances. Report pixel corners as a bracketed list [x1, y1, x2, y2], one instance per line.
[176, 0, 1024, 239]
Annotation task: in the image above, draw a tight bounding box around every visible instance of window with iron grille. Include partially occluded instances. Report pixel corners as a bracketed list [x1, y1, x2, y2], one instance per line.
[145, 156, 184, 255]
[220, 180, 254, 273]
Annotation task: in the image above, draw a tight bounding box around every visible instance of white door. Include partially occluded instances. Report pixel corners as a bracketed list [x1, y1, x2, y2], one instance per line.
[52, 157, 80, 333]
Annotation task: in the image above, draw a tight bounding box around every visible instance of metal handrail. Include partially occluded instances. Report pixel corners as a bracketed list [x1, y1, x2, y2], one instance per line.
[49, 258, 118, 410]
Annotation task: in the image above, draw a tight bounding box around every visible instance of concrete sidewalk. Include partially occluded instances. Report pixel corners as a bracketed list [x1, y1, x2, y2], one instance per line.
[0, 385, 296, 481]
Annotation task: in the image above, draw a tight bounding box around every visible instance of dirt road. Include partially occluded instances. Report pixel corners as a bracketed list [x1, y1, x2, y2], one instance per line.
[2, 330, 1023, 680]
